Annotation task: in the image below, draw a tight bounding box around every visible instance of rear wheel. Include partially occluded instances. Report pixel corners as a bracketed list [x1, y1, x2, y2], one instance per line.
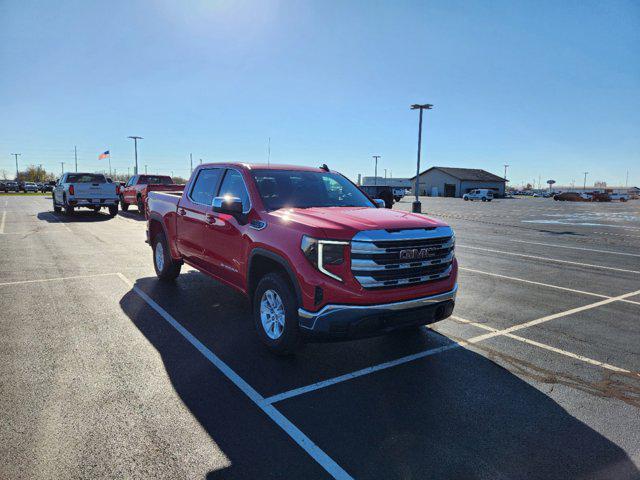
[120, 195, 129, 211]
[63, 195, 74, 215]
[52, 198, 61, 213]
[153, 232, 181, 281]
[108, 204, 118, 217]
[253, 273, 301, 355]
[137, 196, 145, 215]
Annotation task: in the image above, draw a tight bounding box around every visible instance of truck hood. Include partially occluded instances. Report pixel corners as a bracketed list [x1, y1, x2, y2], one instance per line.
[268, 207, 447, 239]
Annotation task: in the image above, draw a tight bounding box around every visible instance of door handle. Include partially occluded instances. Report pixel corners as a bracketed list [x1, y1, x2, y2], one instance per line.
[178, 208, 187, 216]
[205, 213, 216, 225]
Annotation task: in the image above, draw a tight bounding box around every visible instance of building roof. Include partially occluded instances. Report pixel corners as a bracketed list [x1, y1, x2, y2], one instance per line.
[410, 166, 506, 183]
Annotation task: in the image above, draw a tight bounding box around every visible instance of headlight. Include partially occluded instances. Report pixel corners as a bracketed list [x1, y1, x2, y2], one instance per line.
[301, 235, 348, 281]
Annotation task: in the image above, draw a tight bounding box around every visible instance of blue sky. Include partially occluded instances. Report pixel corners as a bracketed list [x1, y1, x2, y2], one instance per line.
[1, 0, 638, 186]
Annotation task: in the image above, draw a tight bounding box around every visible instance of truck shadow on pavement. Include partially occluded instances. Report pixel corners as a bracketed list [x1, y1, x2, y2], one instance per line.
[37, 211, 115, 223]
[118, 210, 146, 221]
[119, 275, 639, 480]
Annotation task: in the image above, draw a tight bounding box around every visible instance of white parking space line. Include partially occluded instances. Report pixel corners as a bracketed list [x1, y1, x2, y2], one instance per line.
[115, 273, 352, 480]
[450, 316, 637, 375]
[267, 287, 640, 403]
[457, 244, 640, 275]
[467, 288, 640, 343]
[459, 267, 640, 306]
[0, 211, 5, 233]
[504, 239, 640, 258]
[0, 272, 119, 287]
[264, 343, 462, 404]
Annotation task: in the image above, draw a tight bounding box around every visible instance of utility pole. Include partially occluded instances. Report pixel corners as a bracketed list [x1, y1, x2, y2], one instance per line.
[372, 155, 381, 186]
[38, 164, 43, 182]
[11, 153, 20, 180]
[503, 164, 509, 180]
[127, 136, 143, 175]
[267, 137, 271, 166]
[74, 145, 78, 172]
[384, 168, 387, 180]
[127, 166, 130, 177]
[583, 171, 589, 191]
[145, 164, 148, 174]
[190, 153, 193, 174]
[60, 162, 65, 175]
[626, 170, 629, 188]
[410, 103, 433, 213]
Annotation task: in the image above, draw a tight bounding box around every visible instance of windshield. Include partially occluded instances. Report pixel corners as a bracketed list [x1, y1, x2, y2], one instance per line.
[251, 170, 374, 210]
[66, 173, 106, 183]
[138, 175, 173, 185]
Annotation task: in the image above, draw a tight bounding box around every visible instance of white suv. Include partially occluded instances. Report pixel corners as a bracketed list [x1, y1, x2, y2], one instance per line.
[463, 189, 494, 202]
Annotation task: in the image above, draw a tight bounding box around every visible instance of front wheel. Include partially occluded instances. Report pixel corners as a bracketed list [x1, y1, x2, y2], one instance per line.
[120, 195, 129, 211]
[481, 197, 487, 202]
[463, 197, 469, 201]
[153, 232, 181, 281]
[253, 273, 301, 355]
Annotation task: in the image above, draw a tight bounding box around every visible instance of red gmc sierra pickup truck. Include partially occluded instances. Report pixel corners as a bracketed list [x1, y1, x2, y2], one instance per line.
[120, 174, 184, 214]
[146, 163, 457, 354]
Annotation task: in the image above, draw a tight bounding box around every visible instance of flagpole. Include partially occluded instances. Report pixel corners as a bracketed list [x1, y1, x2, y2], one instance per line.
[108, 153, 112, 178]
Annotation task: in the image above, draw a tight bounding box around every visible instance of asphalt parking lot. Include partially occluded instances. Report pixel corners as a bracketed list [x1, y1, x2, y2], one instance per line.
[1, 194, 639, 479]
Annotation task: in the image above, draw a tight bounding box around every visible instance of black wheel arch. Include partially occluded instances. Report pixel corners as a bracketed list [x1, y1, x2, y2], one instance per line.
[248, 248, 302, 306]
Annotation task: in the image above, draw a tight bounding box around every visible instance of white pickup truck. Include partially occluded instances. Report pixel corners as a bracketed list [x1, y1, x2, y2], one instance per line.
[52, 172, 119, 216]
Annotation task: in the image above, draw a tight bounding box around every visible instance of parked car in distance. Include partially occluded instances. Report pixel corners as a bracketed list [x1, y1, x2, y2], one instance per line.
[120, 174, 185, 214]
[3, 181, 19, 192]
[22, 182, 39, 193]
[609, 193, 629, 202]
[392, 187, 406, 202]
[52, 172, 119, 216]
[146, 163, 457, 354]
[463, 189, 494, 202]
[41, 181, 56, 193]
[553, 192, 585, 201]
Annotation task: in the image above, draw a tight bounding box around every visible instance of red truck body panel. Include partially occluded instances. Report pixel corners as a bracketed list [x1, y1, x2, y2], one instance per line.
[147, 163, 458, 325]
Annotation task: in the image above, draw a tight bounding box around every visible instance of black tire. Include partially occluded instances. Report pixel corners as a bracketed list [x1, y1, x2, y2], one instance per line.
[63, 195, 74, 215]
[253, 273, 301, 355]
[481, 197, 487, 202]
[92, 206, 101, 213]
[120, 195, 129, 211]
[108, 204, 118, 217]
[52, 197, 61, 213]
[152, 232, 181, 281]
[137, 196, 145, 215]
[464, 197, 469, 201]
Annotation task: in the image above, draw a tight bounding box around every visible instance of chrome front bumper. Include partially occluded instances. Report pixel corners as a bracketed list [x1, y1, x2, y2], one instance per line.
[298, 284, 458, 337]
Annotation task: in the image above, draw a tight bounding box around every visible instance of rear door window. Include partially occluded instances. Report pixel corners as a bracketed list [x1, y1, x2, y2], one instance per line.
[189, 168, 223, 205]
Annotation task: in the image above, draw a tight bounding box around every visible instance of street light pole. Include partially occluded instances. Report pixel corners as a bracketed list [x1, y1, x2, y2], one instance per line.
[410, 103, 433, 213]
[127, 136, 143, 175]
[583, 171, 589, 191]
[372, 155, 381, 186]
[74, 145, 78, 172]
[11, 153, 21, 180]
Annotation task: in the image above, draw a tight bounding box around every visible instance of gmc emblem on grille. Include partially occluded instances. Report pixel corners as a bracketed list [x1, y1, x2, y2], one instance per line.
[399, 248, 437, 260]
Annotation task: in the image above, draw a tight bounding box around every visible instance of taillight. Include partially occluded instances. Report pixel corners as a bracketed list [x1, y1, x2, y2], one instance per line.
[116, 185, 121, 195]
[69, 185, 75, 195]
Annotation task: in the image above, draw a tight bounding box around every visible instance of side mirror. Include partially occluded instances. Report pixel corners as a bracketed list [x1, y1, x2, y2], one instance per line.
[213, 196, 243, 215]
[373, 198, 385, 208]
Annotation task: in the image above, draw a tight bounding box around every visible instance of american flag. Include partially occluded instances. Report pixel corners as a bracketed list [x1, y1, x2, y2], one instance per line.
[98, 150, 110, 160]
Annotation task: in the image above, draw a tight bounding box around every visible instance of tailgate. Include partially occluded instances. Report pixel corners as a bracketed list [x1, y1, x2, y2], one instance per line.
[147, 184, 186, 193]
[72, 183, 117, 199]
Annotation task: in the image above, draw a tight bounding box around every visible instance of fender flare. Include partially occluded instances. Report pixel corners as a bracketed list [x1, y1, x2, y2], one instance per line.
[248, 248, 302, 304]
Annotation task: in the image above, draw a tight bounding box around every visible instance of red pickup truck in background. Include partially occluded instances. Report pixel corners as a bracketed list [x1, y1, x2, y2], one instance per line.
[146, 163, 457, 354]
[120, 174, 184, 214]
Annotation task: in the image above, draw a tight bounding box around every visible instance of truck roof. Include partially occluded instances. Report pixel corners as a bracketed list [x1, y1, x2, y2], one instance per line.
[200, 162, 329, 173]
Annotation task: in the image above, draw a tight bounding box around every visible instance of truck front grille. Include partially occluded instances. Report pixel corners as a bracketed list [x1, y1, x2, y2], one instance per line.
[351, 226, 455, 289]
